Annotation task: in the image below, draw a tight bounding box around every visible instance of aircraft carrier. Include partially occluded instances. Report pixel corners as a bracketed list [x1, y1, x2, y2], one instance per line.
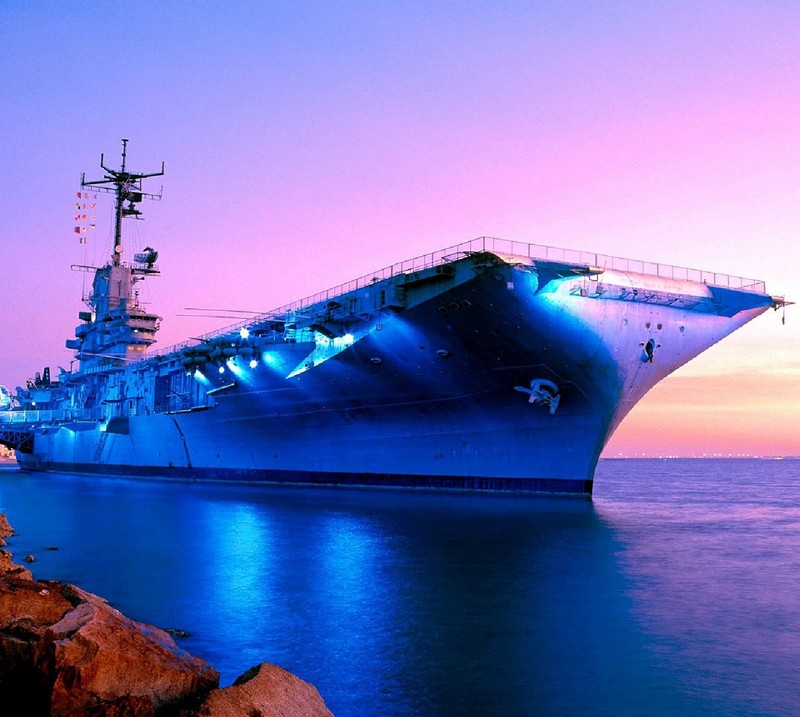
[0, 143, 787, 494]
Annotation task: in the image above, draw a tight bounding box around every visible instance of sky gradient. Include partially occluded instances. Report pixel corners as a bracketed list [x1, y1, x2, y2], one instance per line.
[1, 2, 798, 456]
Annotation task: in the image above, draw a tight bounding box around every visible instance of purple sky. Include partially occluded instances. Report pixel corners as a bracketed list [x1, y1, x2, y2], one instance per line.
[1, 2, 797, 455]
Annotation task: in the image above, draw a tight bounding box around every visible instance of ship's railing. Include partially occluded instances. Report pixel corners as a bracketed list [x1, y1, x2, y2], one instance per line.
[0, 408, 103, 426]
[147, 236, 768, 359]
[465, 237, 767, 293]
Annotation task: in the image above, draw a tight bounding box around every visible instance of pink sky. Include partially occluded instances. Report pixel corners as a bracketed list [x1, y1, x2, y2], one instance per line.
[1, 2, 797, 456]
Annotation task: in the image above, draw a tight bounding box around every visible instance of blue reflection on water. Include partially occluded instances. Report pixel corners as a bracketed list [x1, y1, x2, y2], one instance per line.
[1, 460, 798, 716]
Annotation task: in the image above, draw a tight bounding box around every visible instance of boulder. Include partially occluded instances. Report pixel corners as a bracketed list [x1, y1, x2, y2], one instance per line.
[0, 569, 73, 713]
[0, 578, 73, 632]
[0, 548, 33, 581]
[0, 513, 13, 540]
[195, 662, 333, 717]
[36, 598, 219, 717]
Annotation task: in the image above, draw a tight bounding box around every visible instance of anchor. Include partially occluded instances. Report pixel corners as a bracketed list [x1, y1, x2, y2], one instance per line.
[514, 378, 561, 415]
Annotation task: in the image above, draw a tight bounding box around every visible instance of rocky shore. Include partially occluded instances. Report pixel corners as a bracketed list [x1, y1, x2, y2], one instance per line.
[0, 513, 333, 716]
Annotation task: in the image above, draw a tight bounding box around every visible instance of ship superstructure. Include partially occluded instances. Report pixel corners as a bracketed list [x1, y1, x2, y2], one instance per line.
[0, 143, 788, 494]
[68, 138, 164, 369]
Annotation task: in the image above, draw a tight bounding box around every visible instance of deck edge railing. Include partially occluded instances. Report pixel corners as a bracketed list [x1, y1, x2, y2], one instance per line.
[148, 236, 767, 358]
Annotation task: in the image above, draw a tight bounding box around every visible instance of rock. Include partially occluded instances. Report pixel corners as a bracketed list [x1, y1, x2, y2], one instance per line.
[24, 554, 35, 563]
[36, 599, 220, 717]
[0, 572, 73, 712]
[0, 549, 33, 581]
[0, 578, 73, 634]
[0, 516, 11, 546]
[0, 514, 13, 540]
[194, 662, 333, 717]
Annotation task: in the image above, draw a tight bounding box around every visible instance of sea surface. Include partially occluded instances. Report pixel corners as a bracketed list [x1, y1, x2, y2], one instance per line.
[1, 458, 798, 716]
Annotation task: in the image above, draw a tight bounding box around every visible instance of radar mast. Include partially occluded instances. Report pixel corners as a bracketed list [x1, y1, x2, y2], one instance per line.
[81, 138, 164, 266]
[66, 141, 166, 369]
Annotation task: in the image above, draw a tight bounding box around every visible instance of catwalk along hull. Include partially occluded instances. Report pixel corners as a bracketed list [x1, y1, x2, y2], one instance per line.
[8, 247, 780, 494]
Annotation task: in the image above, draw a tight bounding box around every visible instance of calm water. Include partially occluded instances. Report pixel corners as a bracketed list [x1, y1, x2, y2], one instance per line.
[1, 459, 798, 716]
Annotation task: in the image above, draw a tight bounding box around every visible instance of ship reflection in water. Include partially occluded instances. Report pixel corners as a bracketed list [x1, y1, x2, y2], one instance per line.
[1, 458, 798, 716]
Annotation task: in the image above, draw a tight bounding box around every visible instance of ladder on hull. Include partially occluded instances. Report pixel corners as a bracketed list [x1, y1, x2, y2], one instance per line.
[94, 432, 109, 462]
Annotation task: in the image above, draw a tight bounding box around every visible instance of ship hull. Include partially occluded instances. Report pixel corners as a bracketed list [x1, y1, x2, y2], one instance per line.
[13, 252, 775, 495]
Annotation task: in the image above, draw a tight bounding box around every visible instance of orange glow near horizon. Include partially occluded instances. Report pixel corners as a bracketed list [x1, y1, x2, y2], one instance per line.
[605, 359, 800, 457]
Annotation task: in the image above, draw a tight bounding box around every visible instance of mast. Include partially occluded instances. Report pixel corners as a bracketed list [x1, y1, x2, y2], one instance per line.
[81, 138, 165, 266]
[66, 141, 166, 369]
